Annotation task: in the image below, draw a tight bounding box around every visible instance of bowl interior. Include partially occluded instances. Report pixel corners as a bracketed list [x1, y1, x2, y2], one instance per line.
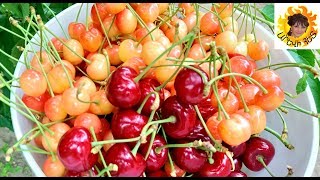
[10, 3, 319, 177]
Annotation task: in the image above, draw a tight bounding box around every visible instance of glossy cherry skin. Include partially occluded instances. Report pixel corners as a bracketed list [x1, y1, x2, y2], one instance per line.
[147, 169, 168, 177]
[174, 66, 208, 105]
[111, 109, 148, 148]
[196, 151, 232, 177]
[223, 141, 247, 158]
[65, 166, 98, 177]
[139, 134, 168, 172]
[57, 127, 98, 173]
[233, 157, 243, 171]
[137, 78, 165, 116]
[103, 143, 146, 177]
[228, 170, 247, 177]
[160, 95, 197, 139]
[172, 140, 207, 173]
[242, 136, 275, 172]
[197, 95, 217, 122]
[183, 118, 211, 143]
[106, 66, 141, 109]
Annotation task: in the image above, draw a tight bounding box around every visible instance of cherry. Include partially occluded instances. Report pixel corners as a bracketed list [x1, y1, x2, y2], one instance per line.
[183, 118, 211, 143]
[22, 91, 51, 113]
[111, 109, 148, 148]
[139, 134, 168, 172]
[57, 126, 98, 173]
[233, 156, 243, 171]
[147, 169, 168, 177]
[65, 166, 98, 177]
[160, 95, 197, 139]
[223, 141, 247, 158]
[174, 66, 208, 105]
[106, 66, 141, 109]
[228, 170, 247, 177]
[196, 151, 232, 177]
[103, 143, 146, 177]
[137, 78, 165, 116]
[196, 95, 217, 121]
[242, 136, 275, 172]
[171, 140, 208, 173]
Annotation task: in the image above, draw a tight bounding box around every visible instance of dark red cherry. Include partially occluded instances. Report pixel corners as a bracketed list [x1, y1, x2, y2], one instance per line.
[197, 95, 217, 121]
[228, 170, 247, 177]
[65, 166, 98, 177]
[57, 127, 98, 173]
[174, 65, 208, 105]
[137, 78, 165, 116]
[223, 141, 246, 158]
[233, 157, 243, 171]
[147, 169, 168, 177]
[183, 118, 211, 143]
[160, 95, 197, 139]
[106, 66, 141, 109]
[103, 143, 146, 177]
[196, 151, 232, 177]
[111, 109, 148, 148]
[242, 136, 275, 172]
[139, 134, 168, 172]
[171, 140, 207, 173]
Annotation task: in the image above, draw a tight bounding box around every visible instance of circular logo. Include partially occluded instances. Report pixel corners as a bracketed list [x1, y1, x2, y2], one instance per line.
[276, 5, 318, 47]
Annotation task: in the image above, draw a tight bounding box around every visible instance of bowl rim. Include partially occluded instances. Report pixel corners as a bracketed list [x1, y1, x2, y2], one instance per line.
[9, 3, 319, 177]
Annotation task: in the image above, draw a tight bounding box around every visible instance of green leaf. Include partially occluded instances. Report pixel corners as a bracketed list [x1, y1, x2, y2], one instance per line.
[2, 4, 22, 17]
[0, 87, 13, 131]
[261, 4, 274, 22]
[20, 3, 30, 23]
[0, 14, 7, 33]
[288, 49, 320, 114]
[296, 71, 308, 95]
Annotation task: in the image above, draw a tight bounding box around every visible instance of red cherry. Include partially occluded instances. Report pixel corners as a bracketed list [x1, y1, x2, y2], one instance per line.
[111, 109, 148, 148]
[65, 166, 98, 177]
[174, 66, 208, 105]
[160, 95, 197, 139]
[103, 143, 146, 177]
[223, 141, 247, 158]
[172, 140, 207, 173]
[183, 118, 211, 143]
[196, 151, 232, 177]
[57, 127, 98, 173]
[106, 66, 141, 109]
[242, 136, 275, 172]
[22, 91, 51, 112]
[228, 170, 247, 177]
[137, 78, 165, 116]
[147, 169, 168, 177]
[139, 134, 168, 172]
[196, 95, 217, 121]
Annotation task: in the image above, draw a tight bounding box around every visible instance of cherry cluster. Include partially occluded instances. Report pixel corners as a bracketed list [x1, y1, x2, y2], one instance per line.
[12, 3, 291, 177]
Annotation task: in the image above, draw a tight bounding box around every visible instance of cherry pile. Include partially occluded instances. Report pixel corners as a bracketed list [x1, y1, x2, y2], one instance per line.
[4, 3, 310, 177]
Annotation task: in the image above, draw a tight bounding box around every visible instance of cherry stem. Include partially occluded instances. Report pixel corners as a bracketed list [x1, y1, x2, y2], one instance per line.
[91, 126, 156, 150]
[275, 108, 288, 140]
[233, 3, 274, 28]
[136, 91, 160, 115]
[194, 105, 223, 151]
[42, 3, 68, 38]
[257, 155, 275, 177]
[90, 127, 112, 177]
[258, 63, 320, 78]
[144, 130, 157, 160]
[159, 127, 177, 177]
[264, 126, 294, 150]
[281, 99, 320, 118]
[154, 140, 216, 154]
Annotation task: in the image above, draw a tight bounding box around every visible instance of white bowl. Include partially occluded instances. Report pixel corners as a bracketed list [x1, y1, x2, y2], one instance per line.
[10, 3, 319, 177]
